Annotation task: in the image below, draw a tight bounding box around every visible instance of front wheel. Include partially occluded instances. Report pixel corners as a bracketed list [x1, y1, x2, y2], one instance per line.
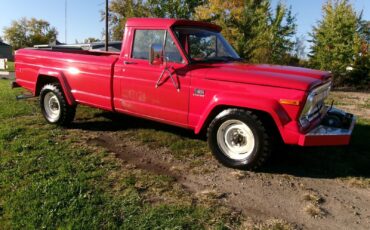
[40, 83, 76, 126]
[207, 109, 271, 170]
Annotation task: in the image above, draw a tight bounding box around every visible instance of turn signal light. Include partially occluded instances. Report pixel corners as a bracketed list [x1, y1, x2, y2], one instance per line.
[279, 99, 300, 106]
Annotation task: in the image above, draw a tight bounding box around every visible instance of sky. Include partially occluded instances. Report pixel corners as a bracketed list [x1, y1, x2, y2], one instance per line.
[271, 0, 369, 42]
[0, 0, 105, 44]
[0, 0, 369, 46]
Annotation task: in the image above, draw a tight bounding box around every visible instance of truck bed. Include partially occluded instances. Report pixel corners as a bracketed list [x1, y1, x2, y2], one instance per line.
[28, 46, 120, 56]
[15, 48, 120, 110]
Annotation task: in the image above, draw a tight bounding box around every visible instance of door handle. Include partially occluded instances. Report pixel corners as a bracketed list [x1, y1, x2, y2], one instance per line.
[124, 61, 136, 65]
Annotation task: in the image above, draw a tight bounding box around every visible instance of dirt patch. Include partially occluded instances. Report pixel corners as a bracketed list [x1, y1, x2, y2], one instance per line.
[329, 91, 370, 118]
[88, 136, 177, 178]
[86, 132, 370, 230]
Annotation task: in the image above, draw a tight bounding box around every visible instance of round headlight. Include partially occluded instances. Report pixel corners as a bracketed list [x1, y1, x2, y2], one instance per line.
[302, 93, 314, 116]
[299, 93, 315, 127]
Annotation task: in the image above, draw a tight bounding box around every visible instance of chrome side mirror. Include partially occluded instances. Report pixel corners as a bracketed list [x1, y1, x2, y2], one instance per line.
[149, 43, 164, 65]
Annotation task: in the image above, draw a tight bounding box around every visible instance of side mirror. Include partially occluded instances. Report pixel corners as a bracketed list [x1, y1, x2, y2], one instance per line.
[149, 43, 164, 65]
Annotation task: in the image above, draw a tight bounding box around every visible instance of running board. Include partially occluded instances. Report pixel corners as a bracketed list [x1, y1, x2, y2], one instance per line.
[16, 94, 35, 100]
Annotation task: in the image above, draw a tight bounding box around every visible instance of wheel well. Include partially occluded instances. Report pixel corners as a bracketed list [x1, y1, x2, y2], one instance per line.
[201, 106, 283, 143]
[35, 75, 60, 96]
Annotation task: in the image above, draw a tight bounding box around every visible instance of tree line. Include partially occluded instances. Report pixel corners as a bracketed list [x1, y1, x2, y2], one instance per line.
[2, 0, 369, 87]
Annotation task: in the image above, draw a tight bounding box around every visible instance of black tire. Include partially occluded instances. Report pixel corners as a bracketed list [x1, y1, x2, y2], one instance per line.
[40, 83, 76, 126]
[207, 109, 271, 170]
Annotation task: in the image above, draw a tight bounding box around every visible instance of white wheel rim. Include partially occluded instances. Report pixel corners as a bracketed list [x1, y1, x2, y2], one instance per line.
[216, 120, 255, 160]
[43, 92, 61, 122]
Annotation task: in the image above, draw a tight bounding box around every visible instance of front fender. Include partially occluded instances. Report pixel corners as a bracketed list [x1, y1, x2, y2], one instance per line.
[194, 93, 291, 136]
[37, 68, 75, 106]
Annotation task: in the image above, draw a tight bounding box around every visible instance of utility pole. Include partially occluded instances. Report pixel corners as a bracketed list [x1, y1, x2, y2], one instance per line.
[65, 0, 68, 44]
[105, 0, 109, 51]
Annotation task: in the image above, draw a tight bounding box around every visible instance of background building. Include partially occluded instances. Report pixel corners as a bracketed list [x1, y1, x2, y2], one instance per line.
[0, 42, 13, 61]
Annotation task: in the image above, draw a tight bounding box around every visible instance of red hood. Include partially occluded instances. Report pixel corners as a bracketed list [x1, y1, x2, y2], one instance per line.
[198, 63, 331, 91]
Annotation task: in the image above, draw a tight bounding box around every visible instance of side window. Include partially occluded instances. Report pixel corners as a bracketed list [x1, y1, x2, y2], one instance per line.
[132, 29, 183, 63]
[132, 30, 164, 60]
[164, 34, 183, 63]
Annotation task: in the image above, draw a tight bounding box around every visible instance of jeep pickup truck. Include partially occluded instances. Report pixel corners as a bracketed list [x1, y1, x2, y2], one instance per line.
[13, 18, 355, 169]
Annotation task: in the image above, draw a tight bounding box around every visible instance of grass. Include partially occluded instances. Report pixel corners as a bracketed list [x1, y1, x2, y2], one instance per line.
[304, 204, 324, 218]
[1, 77, 369, 228]
[346, 177, 370, 188]
[302, 192, 326, 218]
[303, 193, 324, 205]
[327, 91, 370, 113]
[0, 79, 239, 229]
[6, 61, 14, 72]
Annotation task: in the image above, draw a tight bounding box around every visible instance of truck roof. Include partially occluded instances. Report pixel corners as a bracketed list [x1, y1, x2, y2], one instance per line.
[125, 18, 222, 32]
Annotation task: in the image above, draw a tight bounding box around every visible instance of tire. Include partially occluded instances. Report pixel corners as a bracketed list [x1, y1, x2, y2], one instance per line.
[40, 83, 76, 126]
[207, 109, 271, 170]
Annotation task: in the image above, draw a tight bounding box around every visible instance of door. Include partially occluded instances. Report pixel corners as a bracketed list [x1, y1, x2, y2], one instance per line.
[114, 29, 191, 127]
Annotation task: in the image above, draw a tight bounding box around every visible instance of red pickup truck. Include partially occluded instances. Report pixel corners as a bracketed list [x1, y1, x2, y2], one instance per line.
[13, 18, 355, 169]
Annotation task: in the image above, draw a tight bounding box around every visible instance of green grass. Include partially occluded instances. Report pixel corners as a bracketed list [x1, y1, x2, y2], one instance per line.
[6, 61, 14, 72]
[0, 79, 238, 229]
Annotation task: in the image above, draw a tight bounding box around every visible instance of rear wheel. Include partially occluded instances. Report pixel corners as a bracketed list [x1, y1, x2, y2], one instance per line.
[207, 109, 271, 170]
[40, 84, 76, 126]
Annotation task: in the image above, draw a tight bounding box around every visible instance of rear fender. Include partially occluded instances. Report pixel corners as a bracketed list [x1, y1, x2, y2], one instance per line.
[36, 68, 75, 106]
[194, 94, 291, 136]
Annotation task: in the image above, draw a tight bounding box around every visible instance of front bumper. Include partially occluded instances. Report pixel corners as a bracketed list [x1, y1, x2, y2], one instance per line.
[298, 107, 356, 146]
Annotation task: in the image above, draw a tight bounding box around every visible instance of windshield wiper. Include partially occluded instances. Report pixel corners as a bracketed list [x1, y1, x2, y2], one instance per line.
[192, 56, 244, 63]
[217, 56, 244, 62]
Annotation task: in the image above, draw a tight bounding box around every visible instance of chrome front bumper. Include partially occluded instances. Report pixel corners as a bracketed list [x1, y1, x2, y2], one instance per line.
[298, 107, 356, 146]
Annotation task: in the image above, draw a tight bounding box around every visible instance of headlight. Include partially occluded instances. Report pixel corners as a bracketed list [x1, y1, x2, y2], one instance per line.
[299, 82, 332, 128]
[299, 92, 315, 127]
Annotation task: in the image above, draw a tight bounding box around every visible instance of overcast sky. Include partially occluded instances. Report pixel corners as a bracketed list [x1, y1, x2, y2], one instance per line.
[0, 0, 369, 48]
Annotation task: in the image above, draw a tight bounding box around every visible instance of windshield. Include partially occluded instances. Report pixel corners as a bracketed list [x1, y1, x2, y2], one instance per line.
[173, 27, 241, 63]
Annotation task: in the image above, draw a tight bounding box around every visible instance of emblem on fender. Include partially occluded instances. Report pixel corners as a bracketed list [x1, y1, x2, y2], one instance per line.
[194, 89, 205, 97]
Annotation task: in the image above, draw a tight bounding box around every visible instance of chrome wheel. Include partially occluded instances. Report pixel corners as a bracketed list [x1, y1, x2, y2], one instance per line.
[216, 119, 255, 160]
[43, 92, 61, 122]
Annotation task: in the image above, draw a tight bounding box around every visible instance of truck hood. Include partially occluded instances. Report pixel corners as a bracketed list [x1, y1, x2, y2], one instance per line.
[200, 63, 331, 91]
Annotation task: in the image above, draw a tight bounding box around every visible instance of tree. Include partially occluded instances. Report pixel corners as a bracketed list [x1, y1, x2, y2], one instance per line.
[194, 0, 244, 54]
[84, 37, 101, 43]
[352, 19, 370, 86]
[0, 36, 3, 43]
[292, 35, 306, 60]
[309, 0, 369, 86]
[194, 0, 297, 64]
[3, 18, 58, 50]
[266, 3, 297, 64]
[106, 0, 149, 41]
[147, 0, 205, 19]
[106, 0, 204, 41]
[359, 20, 370, 43]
